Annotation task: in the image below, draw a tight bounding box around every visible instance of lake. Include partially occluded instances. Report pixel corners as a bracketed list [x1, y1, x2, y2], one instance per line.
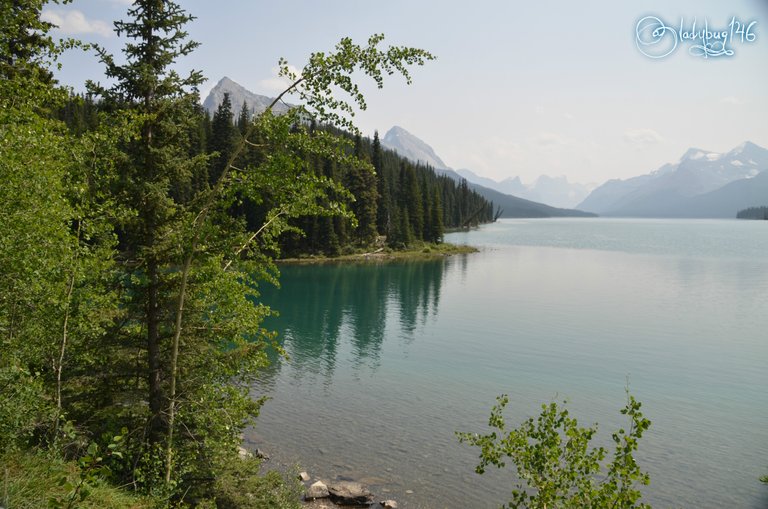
[247, 218, 768, 508]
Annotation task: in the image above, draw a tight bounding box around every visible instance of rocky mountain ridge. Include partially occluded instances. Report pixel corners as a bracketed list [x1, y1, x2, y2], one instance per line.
[578, 141, 768, 217]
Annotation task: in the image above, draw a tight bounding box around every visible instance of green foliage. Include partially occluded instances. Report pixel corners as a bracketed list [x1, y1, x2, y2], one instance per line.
[49, 432, 127, 509]
[210, 456, 303, 509]
[0, 367, 51, 453]
[2, 0, 439, 504]
[1, 449, 151, 509]
[458, 392, 652, 509]
[276, 33, 435, 132]
[1, 0, 119, 459]
[279, 126, 493, 255]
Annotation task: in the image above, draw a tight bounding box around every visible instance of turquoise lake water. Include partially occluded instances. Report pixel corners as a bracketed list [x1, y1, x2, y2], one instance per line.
[247, 218, 768, 508]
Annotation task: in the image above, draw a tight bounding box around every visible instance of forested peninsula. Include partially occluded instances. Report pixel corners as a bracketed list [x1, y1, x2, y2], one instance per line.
[61, 92, 498, 261]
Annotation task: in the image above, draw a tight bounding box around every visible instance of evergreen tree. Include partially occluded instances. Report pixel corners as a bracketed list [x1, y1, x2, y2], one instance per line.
[403, 162, 424, 239]
[346, 134, 379, 244]
[430, 187, 444, 242]
[209, 92, 238, 185]
[237, 100, 250, 136]
[89, 0, 217, 489]
[373, 130, 390, 236]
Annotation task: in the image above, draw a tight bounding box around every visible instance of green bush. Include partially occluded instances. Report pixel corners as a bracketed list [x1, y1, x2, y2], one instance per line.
[458, 392, 652, 509]
[0, 366, 53, 454]
[212, 456, 302, 509]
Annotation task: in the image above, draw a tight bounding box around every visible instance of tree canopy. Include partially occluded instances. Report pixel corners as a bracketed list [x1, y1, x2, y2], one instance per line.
[0, 0, 444, 504]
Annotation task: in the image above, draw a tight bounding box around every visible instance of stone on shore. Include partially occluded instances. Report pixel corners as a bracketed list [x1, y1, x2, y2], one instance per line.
[305, 481, 330, 500]
[299, 471, 311, 482]
[327, 481, 374, 506]
[236, 446, 251, 459]
[380, 500, 398, 509]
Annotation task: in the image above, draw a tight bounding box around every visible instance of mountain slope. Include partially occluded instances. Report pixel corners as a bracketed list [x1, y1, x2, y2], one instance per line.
[381, 127, 595, 217]
[660, 169, 768, 218]
[202, 77, 291, 116]
[382, 126, 449, 169]
[464, 182, 596, 218]
[578, 142, 768, 217]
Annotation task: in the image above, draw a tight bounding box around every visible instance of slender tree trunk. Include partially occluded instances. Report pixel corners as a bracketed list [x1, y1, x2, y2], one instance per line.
[147, 259, 164, 441]
[164, 253, 191, 485]
[54, 222, 81, 437]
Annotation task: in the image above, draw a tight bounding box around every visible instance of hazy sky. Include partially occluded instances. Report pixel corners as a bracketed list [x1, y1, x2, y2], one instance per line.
[44, 0, 768, 185]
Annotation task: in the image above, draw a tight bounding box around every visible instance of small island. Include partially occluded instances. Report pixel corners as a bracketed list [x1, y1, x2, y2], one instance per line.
[736, 206, 768, 220]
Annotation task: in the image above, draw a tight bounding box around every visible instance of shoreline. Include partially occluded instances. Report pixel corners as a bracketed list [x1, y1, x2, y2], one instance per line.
[277, 242, 478, 265]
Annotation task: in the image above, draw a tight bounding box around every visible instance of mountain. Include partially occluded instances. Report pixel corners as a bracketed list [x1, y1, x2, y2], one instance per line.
[457, 170, 593, 208]
[381, 127, 595, 218]
[463, 183, 596, 218]
[578, 141, 768, 217]
[673, 169, 768, 218]
[382, 125, 449, 170]
[456, 169, 526, 195]
[202, 77, 291, 116]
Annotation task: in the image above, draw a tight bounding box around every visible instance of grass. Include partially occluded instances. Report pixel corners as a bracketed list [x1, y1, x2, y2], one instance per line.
[1, 450, 152, 509]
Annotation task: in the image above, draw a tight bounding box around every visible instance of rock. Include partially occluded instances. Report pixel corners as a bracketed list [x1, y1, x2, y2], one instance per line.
[305, 481, 330, 500]
[380, 500, 398, 509]
[405, 490, 414, 494]
[327, 480, 374, 506]
[254, 448, 269, 460]
[299, 471, 311, 482]
[236, 446, 251, 459]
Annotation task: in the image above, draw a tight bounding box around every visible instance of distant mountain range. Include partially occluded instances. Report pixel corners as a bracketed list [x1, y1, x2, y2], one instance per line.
[577, 141, 768, 217]
[203, 77, 290, 116]
[202, 78, 767, 219]
[381, 126, 594, 218]
[456, 169, 594, 209]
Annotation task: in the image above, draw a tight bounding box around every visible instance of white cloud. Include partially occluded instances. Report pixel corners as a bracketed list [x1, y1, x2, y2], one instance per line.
[41, 9, 112, 37]
[623, 128, 663, 149]
[720, 96, 744, 106]
[258, 65, 301, 95]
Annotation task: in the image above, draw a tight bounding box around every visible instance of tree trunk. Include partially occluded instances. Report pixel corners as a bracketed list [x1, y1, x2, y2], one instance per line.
[147, 259, 164, 442]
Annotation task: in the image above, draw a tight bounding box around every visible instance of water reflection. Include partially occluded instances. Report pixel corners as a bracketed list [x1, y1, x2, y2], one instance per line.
[248, 219, 768, 508]
[257, 259, 450, 386]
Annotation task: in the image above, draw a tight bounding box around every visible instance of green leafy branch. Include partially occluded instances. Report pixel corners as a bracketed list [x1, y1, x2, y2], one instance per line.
[458, 390, 652, 509]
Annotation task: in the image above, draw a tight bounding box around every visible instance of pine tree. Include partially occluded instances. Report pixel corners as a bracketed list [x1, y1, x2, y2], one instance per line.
[209, 92, 238, 185]
[373, 131, 390, 236]
[346, 135, 379, 245]
[237, 100, 250, 136]
[89, 0, 209, 481]
[403, 162, 424, 239]
[429, 187, 444, 242]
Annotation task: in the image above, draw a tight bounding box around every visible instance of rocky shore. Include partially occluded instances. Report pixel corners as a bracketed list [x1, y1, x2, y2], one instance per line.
[277, 242, 477, 265]
[239, 446, 405, 508]
[301, 475, 399, 509]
